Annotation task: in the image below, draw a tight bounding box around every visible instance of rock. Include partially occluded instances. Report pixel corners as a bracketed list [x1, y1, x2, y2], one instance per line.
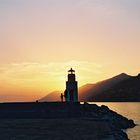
[0, 102, 135, 140]
[128, 119, 136, 128]
[114, 130, 129, 140]
[81, 104, 135, 140]
[101, 105, 110, 111]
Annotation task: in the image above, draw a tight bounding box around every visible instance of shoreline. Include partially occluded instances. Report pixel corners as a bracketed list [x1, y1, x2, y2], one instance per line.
[0, 102, 136, 139]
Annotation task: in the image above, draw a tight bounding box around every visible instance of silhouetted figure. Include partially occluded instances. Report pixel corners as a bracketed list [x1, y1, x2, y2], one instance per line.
[60, 93, 64, 102]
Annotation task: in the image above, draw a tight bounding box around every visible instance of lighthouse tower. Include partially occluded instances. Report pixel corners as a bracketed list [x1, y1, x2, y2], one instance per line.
[64, 68, 78, 102]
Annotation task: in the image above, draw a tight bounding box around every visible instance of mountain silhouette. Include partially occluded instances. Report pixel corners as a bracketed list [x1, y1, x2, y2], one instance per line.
[39, 91, 62, 102]
[39, 73, 140, 102]
[79, 73, 131, 101]
[93, 73, 140, 102]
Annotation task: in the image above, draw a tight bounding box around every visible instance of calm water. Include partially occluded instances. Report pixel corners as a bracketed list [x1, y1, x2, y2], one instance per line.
[91, 102, 140, 140]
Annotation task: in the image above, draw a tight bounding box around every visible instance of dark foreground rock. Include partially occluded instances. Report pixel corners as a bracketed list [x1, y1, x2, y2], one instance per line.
[0, 102, 136, 140]
[81, 103, 136, 140]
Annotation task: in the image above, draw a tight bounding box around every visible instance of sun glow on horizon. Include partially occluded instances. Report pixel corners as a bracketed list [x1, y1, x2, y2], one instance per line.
[1, 0, 140, 102]
[0, 60, 104, 101]
[0, 59, 140, 102]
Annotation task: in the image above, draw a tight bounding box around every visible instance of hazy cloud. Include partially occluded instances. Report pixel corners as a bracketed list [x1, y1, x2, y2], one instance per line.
[0, 60, 103, 83]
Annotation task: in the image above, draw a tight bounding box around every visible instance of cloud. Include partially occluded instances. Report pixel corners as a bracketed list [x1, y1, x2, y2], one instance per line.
[0, 60, 104, 102]
[0, 60, 103, 83]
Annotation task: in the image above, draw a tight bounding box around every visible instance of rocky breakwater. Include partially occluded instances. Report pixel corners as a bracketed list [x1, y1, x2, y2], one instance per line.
[81, 103, 136, 140]
[0, 102, 136, 139]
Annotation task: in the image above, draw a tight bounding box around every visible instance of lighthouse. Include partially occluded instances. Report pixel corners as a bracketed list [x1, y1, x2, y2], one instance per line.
[64, 68, 78, 102]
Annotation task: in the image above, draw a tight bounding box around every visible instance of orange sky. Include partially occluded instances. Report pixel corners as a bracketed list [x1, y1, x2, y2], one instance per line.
[0, 0, 140, 102]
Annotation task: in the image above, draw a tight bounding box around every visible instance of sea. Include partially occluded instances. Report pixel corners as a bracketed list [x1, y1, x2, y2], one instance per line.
[90, 102, 140, 140]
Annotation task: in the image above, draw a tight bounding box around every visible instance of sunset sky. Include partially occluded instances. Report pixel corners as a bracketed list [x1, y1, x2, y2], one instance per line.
[0, 0, 140, 102]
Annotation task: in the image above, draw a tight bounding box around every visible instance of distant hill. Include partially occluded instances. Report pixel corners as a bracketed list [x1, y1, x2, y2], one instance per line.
[39, 73, 140, 102]
[39, 91, 62, 102]
[92, 74, 140, 102]
[79, 73, 131, 101]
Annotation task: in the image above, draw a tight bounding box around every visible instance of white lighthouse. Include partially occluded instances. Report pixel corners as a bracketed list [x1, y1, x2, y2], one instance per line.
[64, 68, 78, 102]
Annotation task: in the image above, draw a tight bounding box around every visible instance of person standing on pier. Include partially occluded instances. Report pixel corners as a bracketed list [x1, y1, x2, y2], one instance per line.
[60, 93, 64, 102]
